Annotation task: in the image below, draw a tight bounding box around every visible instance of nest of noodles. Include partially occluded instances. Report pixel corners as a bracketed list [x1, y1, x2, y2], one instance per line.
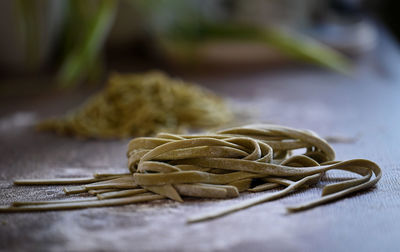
[37, 71, 232, 138]
[5, 125, 381, 223]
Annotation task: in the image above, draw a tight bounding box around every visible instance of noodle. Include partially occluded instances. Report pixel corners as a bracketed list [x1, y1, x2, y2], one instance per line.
[0, 124, 382, 224]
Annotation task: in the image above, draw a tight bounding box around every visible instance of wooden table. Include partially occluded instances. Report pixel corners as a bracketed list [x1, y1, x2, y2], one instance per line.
[1, 32, 399, 252]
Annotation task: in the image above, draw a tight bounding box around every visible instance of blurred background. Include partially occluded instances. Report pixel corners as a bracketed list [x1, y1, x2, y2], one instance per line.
[0, 0, 399, 90]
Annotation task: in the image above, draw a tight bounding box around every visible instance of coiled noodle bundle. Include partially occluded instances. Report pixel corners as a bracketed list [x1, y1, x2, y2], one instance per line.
[1, 125, 381, 223]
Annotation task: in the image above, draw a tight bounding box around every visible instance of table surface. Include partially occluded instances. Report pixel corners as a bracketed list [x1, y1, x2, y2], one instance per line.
[1, 31, 400, 252]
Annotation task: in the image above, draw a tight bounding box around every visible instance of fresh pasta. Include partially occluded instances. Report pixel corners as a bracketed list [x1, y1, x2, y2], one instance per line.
[1, 124, 381, 223]
[37, 71, 232, 138]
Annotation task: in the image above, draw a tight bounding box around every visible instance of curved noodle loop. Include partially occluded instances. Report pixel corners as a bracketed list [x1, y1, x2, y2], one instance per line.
[1, 125, 381, 223]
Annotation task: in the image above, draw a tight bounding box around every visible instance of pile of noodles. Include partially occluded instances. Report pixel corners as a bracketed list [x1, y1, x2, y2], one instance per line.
[1, 124, 381, 223]
[37, 71, 232, 138]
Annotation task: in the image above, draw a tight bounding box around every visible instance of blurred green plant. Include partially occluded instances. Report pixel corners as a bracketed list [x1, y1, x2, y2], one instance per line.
[16, 0, 351, 88]
[16, 0, 117, 87]
[57, 0, 117, 87]
[15, 0, 41, 70]
[166, 22, 351, 74]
